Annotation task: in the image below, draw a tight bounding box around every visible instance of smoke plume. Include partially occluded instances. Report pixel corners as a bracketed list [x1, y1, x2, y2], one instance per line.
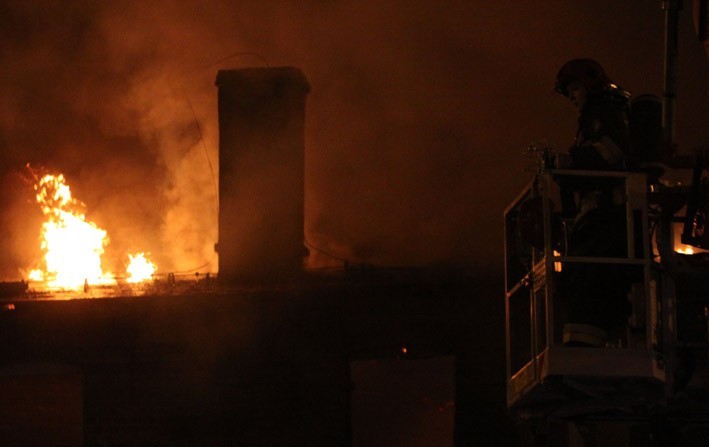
[0, 1, 706, 281]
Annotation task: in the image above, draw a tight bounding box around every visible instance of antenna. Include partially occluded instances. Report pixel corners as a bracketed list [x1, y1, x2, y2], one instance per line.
[662, 0, 683, 150]
[696, 0, 709, 42]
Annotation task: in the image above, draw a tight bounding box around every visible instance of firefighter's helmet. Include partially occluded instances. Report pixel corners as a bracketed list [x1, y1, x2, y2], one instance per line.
[554, 59, 611, 96]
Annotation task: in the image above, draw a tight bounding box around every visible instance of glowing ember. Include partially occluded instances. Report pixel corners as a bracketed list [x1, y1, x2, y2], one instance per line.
[127, 252, 157, 283]
[676, 246, 695, 255]
[31, 174, 115, 290]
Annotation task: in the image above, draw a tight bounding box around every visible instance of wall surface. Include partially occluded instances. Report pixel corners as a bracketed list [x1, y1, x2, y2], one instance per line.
[0, 270, 510, 446]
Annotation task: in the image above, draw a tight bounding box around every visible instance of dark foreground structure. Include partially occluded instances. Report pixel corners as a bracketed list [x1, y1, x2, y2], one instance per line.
[0, 67, 515, 446]
[0, 270, 510, 446]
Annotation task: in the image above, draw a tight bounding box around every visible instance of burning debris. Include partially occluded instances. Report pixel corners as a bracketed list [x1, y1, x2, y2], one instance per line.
[26, 171, 157, 290]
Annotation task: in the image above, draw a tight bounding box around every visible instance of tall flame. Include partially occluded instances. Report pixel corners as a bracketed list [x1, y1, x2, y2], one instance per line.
[29, 172, 160, 290]
[30, 174, 115, 290]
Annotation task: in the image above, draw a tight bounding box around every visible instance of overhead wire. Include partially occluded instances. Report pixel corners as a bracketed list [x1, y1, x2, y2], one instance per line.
[304, 238, 350, 264]
[200, 51, 269, 71]
[163, 51, 270, 274]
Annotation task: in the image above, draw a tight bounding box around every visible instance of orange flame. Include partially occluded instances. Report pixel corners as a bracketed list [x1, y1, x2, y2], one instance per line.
[676, 246, 695, 255]
[30, 174, 114, 289]
[127, 252, 157, 283]
[29, 173, 159, 290]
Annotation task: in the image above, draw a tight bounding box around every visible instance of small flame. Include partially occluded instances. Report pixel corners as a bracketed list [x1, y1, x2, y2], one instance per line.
[31, 174, 115, 290]
[676, 246, 695, 255]
[553, 250, 563, 272]
[126, 253, 156, 283]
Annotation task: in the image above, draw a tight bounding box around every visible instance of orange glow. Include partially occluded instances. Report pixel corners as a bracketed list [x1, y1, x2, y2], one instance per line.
[30, 173, 159, 290]
[676, 246, 695, 255]
[672, 223, 707, 256]
[31, 174, 115, 290]
[553, 250, 563, 272]
[126, 252, 156, 283]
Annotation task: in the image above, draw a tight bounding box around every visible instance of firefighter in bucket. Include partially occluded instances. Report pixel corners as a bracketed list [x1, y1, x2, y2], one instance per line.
[553, 59, 634, 347]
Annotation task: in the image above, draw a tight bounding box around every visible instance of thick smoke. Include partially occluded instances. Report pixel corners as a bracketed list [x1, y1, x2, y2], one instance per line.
[0, 1, 706, 281]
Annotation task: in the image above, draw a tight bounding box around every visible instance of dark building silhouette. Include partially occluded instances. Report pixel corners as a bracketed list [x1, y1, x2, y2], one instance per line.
[0, 66, 512, 446]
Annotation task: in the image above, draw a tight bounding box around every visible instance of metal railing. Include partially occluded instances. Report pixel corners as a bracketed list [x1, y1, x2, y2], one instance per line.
[504, 169, 664, 407]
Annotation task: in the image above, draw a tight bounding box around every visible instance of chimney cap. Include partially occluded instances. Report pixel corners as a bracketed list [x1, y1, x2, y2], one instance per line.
[215, 66, 310, 93]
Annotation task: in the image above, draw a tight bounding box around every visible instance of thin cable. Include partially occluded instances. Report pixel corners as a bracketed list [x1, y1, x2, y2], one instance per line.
[172, 253, 216, 274]
[183, 93, 219, 215]
[156, 51, 269, 274]
[304, 238, 350, 264]
[201, 51, 269, 71]
[180, 50, 272, 226]
[151, 252, 216, 276]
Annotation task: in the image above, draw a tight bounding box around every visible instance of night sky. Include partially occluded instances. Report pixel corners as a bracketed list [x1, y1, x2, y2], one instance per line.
[0, 1, 707, 281]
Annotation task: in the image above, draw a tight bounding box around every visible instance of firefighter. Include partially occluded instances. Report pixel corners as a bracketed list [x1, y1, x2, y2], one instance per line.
[553, 59, 633, 347]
